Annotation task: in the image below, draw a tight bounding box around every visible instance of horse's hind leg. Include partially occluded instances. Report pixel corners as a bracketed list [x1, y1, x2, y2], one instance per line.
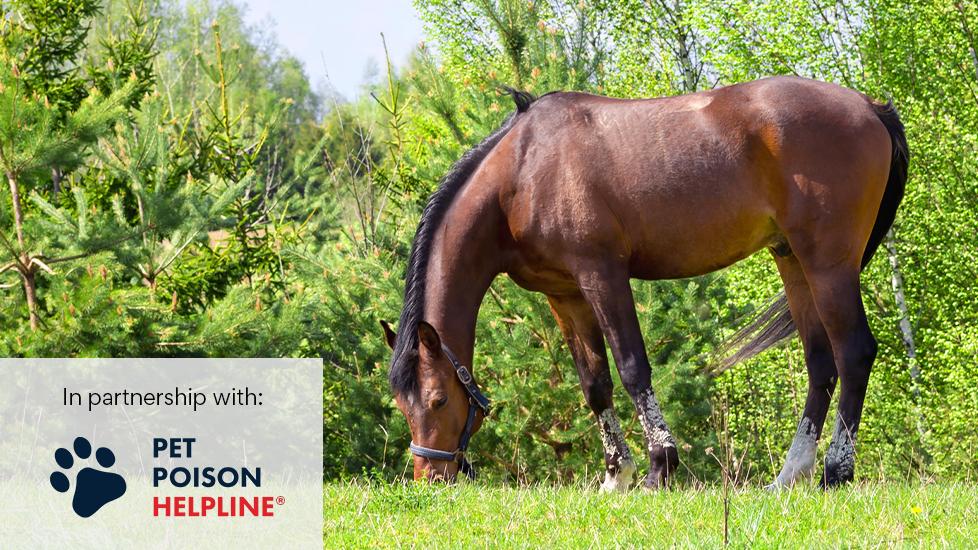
[574, 268, 679, 489]
[801, 266, 877, 487]
[782, 223, 877, 486]
[548, 293, 636, 491]
[768, 253, 838, 487]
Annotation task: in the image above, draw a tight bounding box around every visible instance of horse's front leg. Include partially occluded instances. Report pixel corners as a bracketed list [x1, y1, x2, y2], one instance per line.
[548, 293, 636, 491]
[575, 268, 679, 489]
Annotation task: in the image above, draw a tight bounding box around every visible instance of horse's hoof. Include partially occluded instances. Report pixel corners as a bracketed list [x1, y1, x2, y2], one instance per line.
[820, 472, 852, 489]
[600, 460, 636, 492]
[821, 459, 855, 489]
[642, 472, 668, 490]
[643, 445, 679, 489]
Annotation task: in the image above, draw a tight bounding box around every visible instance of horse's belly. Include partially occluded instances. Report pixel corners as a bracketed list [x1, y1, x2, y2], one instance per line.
[623, 194, 779, 280]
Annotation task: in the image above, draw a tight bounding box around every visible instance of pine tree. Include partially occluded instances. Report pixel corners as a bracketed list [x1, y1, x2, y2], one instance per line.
[97, 94, 248, 295]
[155, 23, 294, 311]
[0, 8, 130, 329]
[3, 0, 102, 199]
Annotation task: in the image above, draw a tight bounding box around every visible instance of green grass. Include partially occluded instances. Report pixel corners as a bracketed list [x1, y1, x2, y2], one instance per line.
[324, 481, 978, 548]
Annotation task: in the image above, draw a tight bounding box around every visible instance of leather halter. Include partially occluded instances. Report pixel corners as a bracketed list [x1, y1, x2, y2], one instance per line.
[408, 343, 491, 479]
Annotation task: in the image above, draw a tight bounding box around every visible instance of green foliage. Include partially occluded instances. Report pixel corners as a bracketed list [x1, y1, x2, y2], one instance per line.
[0, 253, 162, 356]
[3, 0, 101, 115]
[0, 39, 129, 181]
[1, 0, 976, 487]
[0, 0, 318, 344]
[87, 0, 158, 109]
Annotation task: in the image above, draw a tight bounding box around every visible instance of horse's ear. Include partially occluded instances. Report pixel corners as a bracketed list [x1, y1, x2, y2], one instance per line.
[417, 321, 442, 354]
[380, 320, 397, 350]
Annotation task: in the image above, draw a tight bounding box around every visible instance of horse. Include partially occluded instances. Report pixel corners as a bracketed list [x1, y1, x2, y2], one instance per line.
[380, 75, 908, 489]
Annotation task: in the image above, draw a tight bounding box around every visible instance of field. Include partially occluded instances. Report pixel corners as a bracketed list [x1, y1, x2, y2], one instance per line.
[324, 481, 978, 548]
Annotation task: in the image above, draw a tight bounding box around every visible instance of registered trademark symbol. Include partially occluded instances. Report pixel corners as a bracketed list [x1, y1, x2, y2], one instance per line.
[276, 496, 285, 505]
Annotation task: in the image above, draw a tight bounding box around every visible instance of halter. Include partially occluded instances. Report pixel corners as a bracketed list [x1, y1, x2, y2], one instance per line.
[408, 343, 491, 479]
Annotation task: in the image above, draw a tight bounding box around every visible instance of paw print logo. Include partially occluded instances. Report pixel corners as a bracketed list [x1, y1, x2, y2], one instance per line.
[49, 437, 127, 518]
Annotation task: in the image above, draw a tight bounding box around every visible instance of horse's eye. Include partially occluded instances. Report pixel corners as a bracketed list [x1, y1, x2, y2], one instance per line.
[429, 395, 448, 410]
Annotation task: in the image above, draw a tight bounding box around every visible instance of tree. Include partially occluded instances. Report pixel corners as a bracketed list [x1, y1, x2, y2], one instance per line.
[4, 0, 102, 200]
[0, 13, 130, 329]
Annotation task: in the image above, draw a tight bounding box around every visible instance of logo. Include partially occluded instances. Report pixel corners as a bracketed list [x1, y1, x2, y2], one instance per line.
[49, 437, 127, 518]
[151, 437, 281, 517]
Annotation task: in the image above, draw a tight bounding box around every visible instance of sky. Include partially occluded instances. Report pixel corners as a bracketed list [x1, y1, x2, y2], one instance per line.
[241, 1, 425, 101]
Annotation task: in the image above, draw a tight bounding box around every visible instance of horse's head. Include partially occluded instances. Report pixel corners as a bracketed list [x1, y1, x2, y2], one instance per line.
[382, 320, 489, 482]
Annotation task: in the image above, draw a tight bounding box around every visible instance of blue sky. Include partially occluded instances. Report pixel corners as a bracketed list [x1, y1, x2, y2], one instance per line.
[242, 1, 425, 100]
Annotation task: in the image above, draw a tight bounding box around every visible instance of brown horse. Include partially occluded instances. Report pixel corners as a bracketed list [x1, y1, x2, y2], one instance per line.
[381, 76, 908, 489]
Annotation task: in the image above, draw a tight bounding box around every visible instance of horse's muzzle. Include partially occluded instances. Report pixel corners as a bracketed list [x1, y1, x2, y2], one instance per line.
[413, 455, 459, 482]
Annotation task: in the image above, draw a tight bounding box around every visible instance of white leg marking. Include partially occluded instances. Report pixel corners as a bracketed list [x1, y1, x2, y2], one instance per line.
[770, 416, 818, 488]
[601, 459, 636, 492]
[597, 408, 635, 492]
[636, 389, 675, 451]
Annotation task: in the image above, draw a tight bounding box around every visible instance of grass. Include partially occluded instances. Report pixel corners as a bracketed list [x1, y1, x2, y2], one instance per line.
[324, 480, 978, 548]
[0, 481, 323, 549]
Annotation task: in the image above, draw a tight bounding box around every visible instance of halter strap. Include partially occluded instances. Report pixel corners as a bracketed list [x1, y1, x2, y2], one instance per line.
[440, 344, 490, 416]
[408, 343, 490, 479]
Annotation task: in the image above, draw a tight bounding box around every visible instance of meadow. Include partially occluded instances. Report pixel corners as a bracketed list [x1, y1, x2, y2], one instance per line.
[324, 481, 978, 548]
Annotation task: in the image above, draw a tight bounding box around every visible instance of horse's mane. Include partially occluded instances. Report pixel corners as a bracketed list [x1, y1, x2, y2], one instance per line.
[389, 89, 534, 394]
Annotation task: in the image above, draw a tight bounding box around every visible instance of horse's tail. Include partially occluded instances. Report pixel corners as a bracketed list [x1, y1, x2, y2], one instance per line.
[711, 293, 795, 374]
[711, 100, 909, 374]
[861, 101, 908, 270]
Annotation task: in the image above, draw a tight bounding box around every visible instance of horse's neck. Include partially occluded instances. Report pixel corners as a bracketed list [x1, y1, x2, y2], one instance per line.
[422, 192, 505, 366]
